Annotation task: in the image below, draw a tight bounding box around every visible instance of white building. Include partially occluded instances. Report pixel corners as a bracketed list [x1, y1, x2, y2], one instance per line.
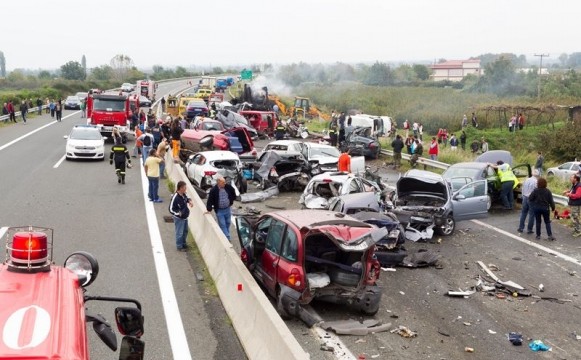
[430, 59, 482, 82]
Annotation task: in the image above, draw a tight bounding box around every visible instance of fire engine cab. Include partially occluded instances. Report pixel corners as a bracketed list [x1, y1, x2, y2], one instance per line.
[0, 226, 145, 360]
[87, 92, 135, 143]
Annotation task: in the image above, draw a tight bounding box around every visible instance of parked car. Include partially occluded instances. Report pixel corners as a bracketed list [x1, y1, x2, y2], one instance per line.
[547, 161, 581, 180]
[343, 127, 382, 159]
[442, 150, 531, 208]
[121, 83, 134, 92]
[139, 95, 152, 108]
[64, 125, 106, 160]
[235, 209, 387, 318]
[299, 172, 383, 209]
[328, 192, 406, 266]
[75, 92, 88, 100]
[184, 150, 247, 197]
[64, 96, 81, 110]
[186, 99, 209, 119]
[392, 169, 488, 239]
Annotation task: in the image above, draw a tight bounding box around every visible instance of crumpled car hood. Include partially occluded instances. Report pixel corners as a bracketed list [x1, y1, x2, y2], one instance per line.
[396, 176, 448, 199]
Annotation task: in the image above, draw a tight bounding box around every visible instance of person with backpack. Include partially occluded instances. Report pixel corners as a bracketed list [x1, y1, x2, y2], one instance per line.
[138, 128, 155, 164]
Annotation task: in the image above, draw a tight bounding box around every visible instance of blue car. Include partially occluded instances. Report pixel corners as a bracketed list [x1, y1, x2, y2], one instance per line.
[185, 99, 209, 120]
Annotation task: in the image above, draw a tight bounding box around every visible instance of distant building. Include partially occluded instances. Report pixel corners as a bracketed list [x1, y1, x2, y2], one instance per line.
[430, 59, 482, 82]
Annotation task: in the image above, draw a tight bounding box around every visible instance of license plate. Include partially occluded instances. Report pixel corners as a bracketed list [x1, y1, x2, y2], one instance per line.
[103, 126, 113, 131]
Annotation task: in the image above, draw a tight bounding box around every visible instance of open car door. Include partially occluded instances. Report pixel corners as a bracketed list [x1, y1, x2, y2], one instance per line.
[451, 180, 489, 222]
[235, 216, 256, 268]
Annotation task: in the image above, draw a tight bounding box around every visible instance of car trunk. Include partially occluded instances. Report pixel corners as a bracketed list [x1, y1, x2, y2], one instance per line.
[302, 223, 386, 298]
[211, 159, 240, 181]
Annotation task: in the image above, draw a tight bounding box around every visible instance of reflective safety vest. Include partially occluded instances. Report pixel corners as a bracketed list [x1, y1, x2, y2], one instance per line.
[276, 125, 286, 132]
[498, 165, 518, 188]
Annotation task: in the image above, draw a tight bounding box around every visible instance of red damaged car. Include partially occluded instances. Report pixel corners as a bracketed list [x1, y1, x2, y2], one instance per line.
[0, 226, 145, 360]
[181, 126, 257, 162]
[235, 210, 387, 321]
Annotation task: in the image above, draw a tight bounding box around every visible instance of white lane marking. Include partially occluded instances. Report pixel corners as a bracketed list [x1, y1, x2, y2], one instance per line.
[471, 219, 581, 266]
[53, 155, 66, 168]
[0, 227, 8, 240]
[139, 158, 192, 359]
[0, 111, 81, 152]
[311, 324, 356, 360]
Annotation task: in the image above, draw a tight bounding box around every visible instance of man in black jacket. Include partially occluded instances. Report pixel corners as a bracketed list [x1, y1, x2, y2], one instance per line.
[205, 176, 236, 241]
[109, 138, 132, 184]
[391, 134, 404, 168]
[170, 181, 193, 251]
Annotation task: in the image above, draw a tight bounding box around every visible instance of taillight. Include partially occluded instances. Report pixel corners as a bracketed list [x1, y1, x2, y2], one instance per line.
[251, 148, 257, 156]
[11, 231, 48, 264]
[366, 255, 380, 284]
[288, 268, 301, 287]
[369, 143, 376, 149]
[204, 171, 217, 176]
[323, 179, 333, 183]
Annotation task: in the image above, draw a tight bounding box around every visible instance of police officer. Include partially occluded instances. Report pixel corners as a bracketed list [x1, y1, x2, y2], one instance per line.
[275, 120, 286, 140]
[110, 138, 132, 184]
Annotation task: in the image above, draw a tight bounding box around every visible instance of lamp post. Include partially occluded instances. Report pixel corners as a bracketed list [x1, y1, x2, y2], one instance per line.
[534, 53, 549, 100]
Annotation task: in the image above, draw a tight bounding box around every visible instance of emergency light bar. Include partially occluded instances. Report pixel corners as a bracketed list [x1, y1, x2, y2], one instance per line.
[4, 226, 53, 272]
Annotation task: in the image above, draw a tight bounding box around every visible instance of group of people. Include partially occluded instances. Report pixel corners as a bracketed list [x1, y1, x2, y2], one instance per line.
[2, 98, 63, 124]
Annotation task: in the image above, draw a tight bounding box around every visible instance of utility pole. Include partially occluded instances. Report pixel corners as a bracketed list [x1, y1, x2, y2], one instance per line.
[534, 53, 549, 100]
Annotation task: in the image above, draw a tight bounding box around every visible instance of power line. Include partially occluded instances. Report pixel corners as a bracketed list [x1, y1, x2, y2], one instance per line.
[534, 53, 549, 100]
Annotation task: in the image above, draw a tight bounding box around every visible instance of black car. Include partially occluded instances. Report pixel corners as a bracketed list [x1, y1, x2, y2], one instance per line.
[64, 96, 81, 110]
[139, 95, 152, 108]
[343, 127, 381, 159]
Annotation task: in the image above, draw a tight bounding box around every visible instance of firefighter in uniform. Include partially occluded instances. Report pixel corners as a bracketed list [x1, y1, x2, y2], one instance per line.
[109, 138, 132, 184]
[275, 120, 286, 140]
[329, 120, 338, 147]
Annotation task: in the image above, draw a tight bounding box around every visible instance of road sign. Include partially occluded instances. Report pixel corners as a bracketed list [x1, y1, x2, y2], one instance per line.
[240, 70, 253, 80]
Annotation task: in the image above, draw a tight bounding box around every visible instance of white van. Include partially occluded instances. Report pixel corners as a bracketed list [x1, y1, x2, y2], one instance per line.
[349, 114, 391, 137]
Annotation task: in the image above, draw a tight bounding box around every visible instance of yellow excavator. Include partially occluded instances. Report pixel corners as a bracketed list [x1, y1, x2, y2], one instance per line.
[289, 97, 329, 120]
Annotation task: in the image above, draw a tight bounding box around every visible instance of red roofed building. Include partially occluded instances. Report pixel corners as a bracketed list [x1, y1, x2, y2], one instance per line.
[430, 59, 482, 81]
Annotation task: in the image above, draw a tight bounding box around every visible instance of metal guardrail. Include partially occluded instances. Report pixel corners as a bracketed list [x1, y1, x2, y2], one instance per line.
[0, 105, 48, 122]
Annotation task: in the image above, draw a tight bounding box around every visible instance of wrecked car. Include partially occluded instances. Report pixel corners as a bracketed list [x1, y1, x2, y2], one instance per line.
[328, 192, 406, 266]
[299, 172, 384, 210]
[184, 150, 247, 198]
[391, 169, 488, 240]
[180, 127, 257, 163]
[342, 127, 382, 159]
[235, 210, 387, 319]
[251, 150, 311, 191]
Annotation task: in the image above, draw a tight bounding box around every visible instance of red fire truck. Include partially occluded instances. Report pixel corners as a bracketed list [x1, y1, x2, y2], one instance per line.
[87, 92, 137, 143]
[0, 226, 145, 360]
[136, 80, 156, 101]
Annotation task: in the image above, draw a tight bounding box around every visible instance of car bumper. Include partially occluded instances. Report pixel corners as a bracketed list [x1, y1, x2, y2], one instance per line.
[66, 151, 105, 160]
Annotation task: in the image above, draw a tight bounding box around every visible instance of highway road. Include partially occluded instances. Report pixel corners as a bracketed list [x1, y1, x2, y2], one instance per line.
[0, 79, 245, 360]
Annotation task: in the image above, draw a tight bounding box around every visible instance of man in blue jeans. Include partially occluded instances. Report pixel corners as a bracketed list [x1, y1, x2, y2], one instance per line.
[169, 181, 193, 251]
[518, 169, 539, 234]
[206, 176, 236, 241]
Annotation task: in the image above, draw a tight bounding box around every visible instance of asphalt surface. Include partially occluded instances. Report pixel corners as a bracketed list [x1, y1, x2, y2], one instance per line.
[231, 137, 581, 360]
[0, 80, 245, 360]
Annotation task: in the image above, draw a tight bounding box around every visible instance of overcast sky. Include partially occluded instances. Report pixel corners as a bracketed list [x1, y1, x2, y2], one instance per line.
[1, 0, 578, 71]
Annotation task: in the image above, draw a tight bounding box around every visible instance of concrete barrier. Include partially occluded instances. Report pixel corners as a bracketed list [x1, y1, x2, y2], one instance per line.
[165, 156, 310, 360]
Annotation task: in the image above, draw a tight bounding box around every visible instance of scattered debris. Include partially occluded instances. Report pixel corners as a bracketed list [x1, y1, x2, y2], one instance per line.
[437, 329, 450, 337]
[240, 186, 279, 203]
[512, 257, 522, 261]
[265, 204, 286, 210]
[464, 347, 474, 353]
[496, 293, 507, 300]
[381, 267, 396, 272]
[571, 331, 581, 341]
[371, 355, 380, 359]
[476, 261, 530, 296]
[528, 340, 551, 352]
[195, 272, 204, 281]
[463, 322, 471, 326]
[400, 249, 441, 268]
[508, 332, 523, 346]
[355, 338, 367, 344]
[463, 261, 470, 270]
[320, 345, 334, 352]
[399, 291, 405, 296]
[539, 284, 544, 292]
[320, 319, 392, 336]
[404, 225, 434, 242]
[447, 289, 476, 298]
[568, 270, 577, 276]
[390, 326, 417, 338]
[488, 330, 497, 334]
[487, 264, 500, 271]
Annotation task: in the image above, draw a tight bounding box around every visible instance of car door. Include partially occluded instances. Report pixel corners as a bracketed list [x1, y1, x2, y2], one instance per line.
[451, 180, 489, 221]
[234, 216, 256, 269]
[260, 219, 286, 295]
[192, 154, 206, 185]
[512, 163, 532, 186]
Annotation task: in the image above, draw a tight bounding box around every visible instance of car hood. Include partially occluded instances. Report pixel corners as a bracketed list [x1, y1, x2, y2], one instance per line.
[396, 176, 448, 199]
[303, 220, 388, 251]
[310, 155, 338, 165]
[67, 139, 103, 147]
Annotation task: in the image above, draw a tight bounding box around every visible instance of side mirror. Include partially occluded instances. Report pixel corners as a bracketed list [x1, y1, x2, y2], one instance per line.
[115, 307, 144, 338]
[87, 313, 118, 351]
[64, 135, 69, 139]
[454, 194, 466, 200]
[119, 336, 145, 360]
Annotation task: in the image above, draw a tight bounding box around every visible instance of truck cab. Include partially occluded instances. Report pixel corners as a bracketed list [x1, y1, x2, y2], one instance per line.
[136, 80, 156, 101]
[87, 93, 132, 143]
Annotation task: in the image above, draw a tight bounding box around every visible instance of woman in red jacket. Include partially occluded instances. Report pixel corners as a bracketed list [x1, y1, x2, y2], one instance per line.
[428, 136, 439, 161]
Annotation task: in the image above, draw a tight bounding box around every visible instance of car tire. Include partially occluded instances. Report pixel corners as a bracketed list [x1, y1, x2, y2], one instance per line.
[435, 215, 455, 236]
[547, 171, 554, 177]
[486, 195, 492, 211]
[329, 268, 361, 287]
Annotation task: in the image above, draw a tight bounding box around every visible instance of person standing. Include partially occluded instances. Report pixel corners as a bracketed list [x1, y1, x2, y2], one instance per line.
[481, 138, 489, 153]
[518, 169, 539, 234]
[404, 135, 414, 155]
[338, 112, 346, 144]
[133, 126, 143, 158]
[410, 139, 423, 168]
[157, 138, 169, 179]
[462, 114, 468, 129]
[2, 103, 8, 123]
[49, 99, 55, 118]
[160, 96, 166, 112]
[144, 148, 164, 203]
[403, 119, 410, 138]
[338, 149, 351, 173]
[518, 113, 525, 130]
[428, 136, 439, 161]
[205, 176, 236, 241]
[489, 161, 518, 210]
[460, 131, 467, 150]
[36, 98, 42, 115]
[275, 119, 286, 140]
[169, 180, 193, 251]
[418, 123, 423, 141]
[471, 112, 478, 128]
[328, 120, 338, 147]
[171, 119, 184, 160]
[55, 100, 62, 122]
[449, 133, 458, 151]
[19, 101, 28, 124]
[7, 100, 16, 123]
[109, 137, 132, 184]
[563, 174, 581, 237]
[529, 177, 556, 241]
[45, 98, 50, 114]
[80, 99, 86, 118]
[535, 152, 544, 176]
[391, 134, 404, 168]
[138, 128, 155, 164]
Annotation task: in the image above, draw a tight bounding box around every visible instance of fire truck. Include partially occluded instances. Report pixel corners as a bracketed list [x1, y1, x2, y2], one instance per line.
[136, 80, 156, 101]
[0, 226, 145, 360]
[87, 92, 137, 143]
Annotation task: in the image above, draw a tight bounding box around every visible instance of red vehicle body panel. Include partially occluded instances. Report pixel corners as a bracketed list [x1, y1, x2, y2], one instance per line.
[0, 265, 88, 359]
[239, 111, 278, 135]
[87, 93, 132, 134]
[181, 127, 255, 154]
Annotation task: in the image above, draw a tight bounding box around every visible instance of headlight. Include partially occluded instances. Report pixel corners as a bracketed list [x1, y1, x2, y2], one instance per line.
[64, 251, 99, 287]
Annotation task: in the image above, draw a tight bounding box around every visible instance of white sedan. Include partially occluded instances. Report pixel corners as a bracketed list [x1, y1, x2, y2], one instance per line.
[184, 151, 247, 195]
[547, 161, 580, 180]
[64, 125, 106, 160]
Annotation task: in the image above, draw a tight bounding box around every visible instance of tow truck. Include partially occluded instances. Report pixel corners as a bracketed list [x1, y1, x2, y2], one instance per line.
[87, 92, 136, 143]
[0, 226, 145, 360]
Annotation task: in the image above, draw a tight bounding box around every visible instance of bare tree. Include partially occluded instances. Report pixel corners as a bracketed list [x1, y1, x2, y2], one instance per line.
[110, 54, 134, 82]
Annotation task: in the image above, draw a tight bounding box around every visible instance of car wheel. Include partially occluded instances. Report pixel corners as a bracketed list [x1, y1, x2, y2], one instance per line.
[547, 171, 554, 177]
[329, 268, 360, 287]
[486, 195, 492, 211]
[435, 216, 455, 236]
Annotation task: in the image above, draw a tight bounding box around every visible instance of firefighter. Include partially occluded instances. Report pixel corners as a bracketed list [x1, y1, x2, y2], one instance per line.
[275, 120, 286, 140]
[109, 138, 132, 184]
[329, 120, 338, 147]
